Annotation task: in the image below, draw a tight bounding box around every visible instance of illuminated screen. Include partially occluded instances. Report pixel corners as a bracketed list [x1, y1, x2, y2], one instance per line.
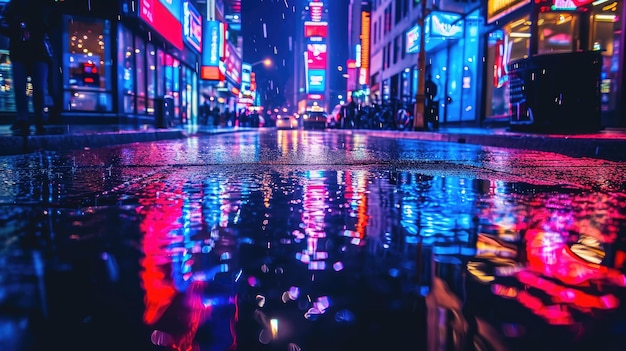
[307, 69, 326, 93]
[307, 43, 327, 70]
[427, 12, 463, 38]
[140, 0, 183, 50]
[202, 20, 223, 67]
[406, 24, 420, 54]
[183, 1, 202, 52]
[304, 22, 328, 38]
[225, 42, 241, 85]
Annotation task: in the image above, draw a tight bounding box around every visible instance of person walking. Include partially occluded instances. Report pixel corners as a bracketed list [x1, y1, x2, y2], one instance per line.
[1, 0, 56, 136]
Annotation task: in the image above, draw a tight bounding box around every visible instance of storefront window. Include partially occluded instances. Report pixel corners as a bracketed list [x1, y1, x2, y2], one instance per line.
[65, 18, 112, 112]
[118, 27, 134, 114]
[146, 44, 156, 114]
[0, 49, 17, 112]
[163, 53, 180, 121]
[135, 36, 146, 114]
[590, 1, 622, 118]
[537, 12, 579, 54]
[485, 16, 530, 118]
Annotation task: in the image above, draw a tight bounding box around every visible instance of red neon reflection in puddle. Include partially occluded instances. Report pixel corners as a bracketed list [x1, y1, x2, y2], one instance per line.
[492, 229, 625, 325]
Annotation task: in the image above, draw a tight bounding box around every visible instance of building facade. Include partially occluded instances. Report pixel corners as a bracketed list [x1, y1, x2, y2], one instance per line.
[369, 0, 625, 128]
[0, 0, 242, 127]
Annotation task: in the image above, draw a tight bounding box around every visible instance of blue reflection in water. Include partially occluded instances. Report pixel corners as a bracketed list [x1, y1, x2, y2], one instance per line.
[1, 163, 625, 351]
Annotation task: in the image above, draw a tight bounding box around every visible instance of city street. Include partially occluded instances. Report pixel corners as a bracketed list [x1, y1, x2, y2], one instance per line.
[1, 128, 625, 351]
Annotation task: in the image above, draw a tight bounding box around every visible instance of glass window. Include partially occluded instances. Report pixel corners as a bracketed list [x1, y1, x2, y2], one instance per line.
[65, 17, 112, 112]
[157, 50, 165, 97]
[162, 53, 180, 122]
[537, 12, 579, 54]
[146, 44, 156, 114]
[135, 36, 146, 114]
[118, 27, 134, 114]
[590, 1, 622, 116]
[485, 16, 530, 118]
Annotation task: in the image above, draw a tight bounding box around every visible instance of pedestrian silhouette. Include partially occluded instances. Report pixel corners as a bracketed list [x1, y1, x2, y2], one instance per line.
[1, 0, 57, 136]
[425, 73, 438, 107]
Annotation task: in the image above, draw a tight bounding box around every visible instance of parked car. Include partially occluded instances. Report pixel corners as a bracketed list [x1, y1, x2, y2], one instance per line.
[327, 104, 342, 128]
[302, 111, 328, 129]
[276, 113, 299, 129]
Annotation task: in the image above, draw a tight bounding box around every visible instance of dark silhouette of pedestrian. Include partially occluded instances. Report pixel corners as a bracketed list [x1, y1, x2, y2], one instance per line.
[425, 73, 438, 107]
[1, 0, 57, 136]
[425, 73, 439, 128]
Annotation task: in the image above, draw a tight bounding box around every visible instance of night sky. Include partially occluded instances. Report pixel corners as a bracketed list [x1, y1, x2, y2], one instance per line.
[242, 0, 297, 109]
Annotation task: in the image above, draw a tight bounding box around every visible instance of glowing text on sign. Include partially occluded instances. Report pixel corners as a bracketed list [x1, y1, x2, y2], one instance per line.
[183, 1, 202, 52]
[359, 10, 370, 85]
[309, 1, 324, 22]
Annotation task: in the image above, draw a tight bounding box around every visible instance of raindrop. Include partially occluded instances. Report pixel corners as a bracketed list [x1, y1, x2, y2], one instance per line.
[259, 328, 271, 344]
[261, 263, 269, 273]
[288, 343, 302, 351]
[281, 291, 290, 303]
[151, 330, 175, 347]
[304, 308, 321, 321]
[256, 294, 266, 308]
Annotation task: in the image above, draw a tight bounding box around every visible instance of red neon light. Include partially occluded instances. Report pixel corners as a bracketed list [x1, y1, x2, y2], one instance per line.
[140, 0, 183, 50]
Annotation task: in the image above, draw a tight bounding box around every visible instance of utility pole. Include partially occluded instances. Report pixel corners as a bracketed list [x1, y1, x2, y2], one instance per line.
[413, 0, 427, 131]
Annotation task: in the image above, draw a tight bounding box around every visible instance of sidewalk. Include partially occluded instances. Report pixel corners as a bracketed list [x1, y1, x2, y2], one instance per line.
[1, 122, 625, 161]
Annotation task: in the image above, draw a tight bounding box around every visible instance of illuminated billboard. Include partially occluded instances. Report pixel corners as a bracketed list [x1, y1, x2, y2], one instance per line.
[201, 20, 226, 81]
[359, 10, 370, 85]
[140, 0, 183, 50]
[406, 24, 420, 54]
[183, 1, 202, 52]
[307, 43, 327, 70]
[426, 12, 463, 38]
[225, 42, 242, 86]
[304, 21, 328, 38]
[487, 0, 530, 23]
[308, 1, 324, 22]
[307, 69, 326, 93]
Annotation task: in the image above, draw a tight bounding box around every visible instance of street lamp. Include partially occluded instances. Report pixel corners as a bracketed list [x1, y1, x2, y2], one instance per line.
[413, 0, 428, 131]
[250, 58, 273, 68]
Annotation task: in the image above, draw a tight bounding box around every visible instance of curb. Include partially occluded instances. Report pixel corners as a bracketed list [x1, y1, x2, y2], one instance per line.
[0, 129, 186, 156]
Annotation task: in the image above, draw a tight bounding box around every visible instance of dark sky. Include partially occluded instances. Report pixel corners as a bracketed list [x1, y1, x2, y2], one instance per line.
[242, 0, 297, 109]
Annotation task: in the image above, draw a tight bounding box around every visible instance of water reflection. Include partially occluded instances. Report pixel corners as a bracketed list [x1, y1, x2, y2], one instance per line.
[1, 154, 625, 350]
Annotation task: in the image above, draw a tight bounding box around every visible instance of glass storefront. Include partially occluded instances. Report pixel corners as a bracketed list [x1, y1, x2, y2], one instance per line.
[485, 2, 623, 124]
[590, 1, 622, 121]
[486, 16, 531, 118]
[427, 10, 481, 123]
[117, 25, 199, 125]
[65, 17, 113, 112]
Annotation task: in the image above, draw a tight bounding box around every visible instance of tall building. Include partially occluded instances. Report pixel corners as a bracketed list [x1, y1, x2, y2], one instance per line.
[369, 0, 626, 128]
[0, 0, 244, 127]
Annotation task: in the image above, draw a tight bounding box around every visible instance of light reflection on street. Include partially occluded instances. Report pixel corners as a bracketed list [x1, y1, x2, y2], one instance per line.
[0, 133, 625, 351]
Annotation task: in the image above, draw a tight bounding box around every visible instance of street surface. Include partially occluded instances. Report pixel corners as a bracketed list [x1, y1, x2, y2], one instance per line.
[1, 128, 625, 351]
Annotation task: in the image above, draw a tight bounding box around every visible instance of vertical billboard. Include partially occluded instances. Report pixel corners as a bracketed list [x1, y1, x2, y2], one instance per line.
[307, 69, 326, 93]
[406, 24, 420, 54]
[306, 43, 327, 69]
[183, 1, 202, 52]
[224, 41, 242, 86]
[359, 10, 371, 86]
[201, 20, 226, 81]
[140, 0, 184, 50]
[308, 1, 324, 22]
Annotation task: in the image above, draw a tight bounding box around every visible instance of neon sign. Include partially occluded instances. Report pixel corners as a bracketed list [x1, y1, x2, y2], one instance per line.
[140, 0, 183, 50]
[183, 2, 202, 52]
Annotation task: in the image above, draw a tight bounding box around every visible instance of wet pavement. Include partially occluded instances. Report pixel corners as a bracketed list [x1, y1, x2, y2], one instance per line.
[0, 128, 626, 351]
[0, 122, 626, 161]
